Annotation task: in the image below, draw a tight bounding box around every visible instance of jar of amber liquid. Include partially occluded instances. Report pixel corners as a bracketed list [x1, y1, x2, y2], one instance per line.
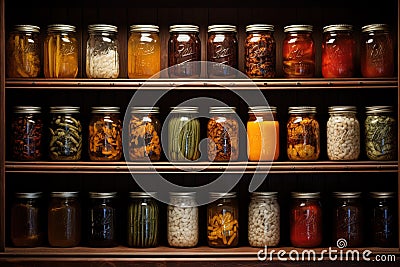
[361, 24, 394, 78]
[245, 24, 276, 78]
[7, 25, 41, 78]
[247, 106, 279, 161]
[128, 25, 160, 79]
[207, 107, 239, 161]
[283, 25, 315, 78]
[48, 192, 81, 247]
[287, 106, 320, 161]
[89, 107, 122, 161]
[44, 24, 78, 78]
[11, 192, 44, 247]
[322, 24, 356, 78]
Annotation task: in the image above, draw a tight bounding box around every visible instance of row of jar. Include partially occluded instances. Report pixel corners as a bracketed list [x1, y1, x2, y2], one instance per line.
[6, 23, 395, 79]
[10, 191, 397, 248]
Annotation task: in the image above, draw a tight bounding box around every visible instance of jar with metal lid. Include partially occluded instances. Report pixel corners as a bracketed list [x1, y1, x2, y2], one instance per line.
[127, 192, 159, 248]
[168, 25, 201, 78]
[168, 192, 199, 248]
[128, 107, 161, 161]
[89, 106, 122, 161]
[327, 106, 360, 160]
[44, 24, 78, 78]
[247, 106, 279, 161]
[167, 106, 200, 161]
[86, 24, 119, 78]
[11, 106, 43, 161]
[207, 192, 239, 248]
[365, 106, 397, 160]
[244, 24, 276, 78]
[11, 192, 44, 247]
[290, 192, 322, 247]
[287, 106, 320, 160]
[207, 107, 239, 161]
[283, 24, 315, 78]
[6, 25, 41, 78]
[128, 25, 160, 79]
[48, 192, 81, 247]
[88, 192, 117, 247]
[49, 106, 82, 161]
[322, 24, 356, 78]
[361, 24, 394, 78]
[248, 192, 280, 247]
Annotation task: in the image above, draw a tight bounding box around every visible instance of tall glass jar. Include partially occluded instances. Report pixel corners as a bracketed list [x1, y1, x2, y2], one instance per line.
[167, 192, 199, 248]
[6, 25, 41, 78]
[88, 106, 122, 161]
[248, 192, 280, 247]
[327, 106, 360, 160]
[86, 24, 119, 78]
[49, 106, 82, 161]
[128, 107, 161, 161]
[322, 24, 356, 78]
[244, 24, 276, 78]
[287, 106, 320, 161]
[282, 24, 315, 78]
[128, 25, 160, 79]
[44, 24, 78, 78]
[207, 107, 239, 161]
[11, 106, 43, 161]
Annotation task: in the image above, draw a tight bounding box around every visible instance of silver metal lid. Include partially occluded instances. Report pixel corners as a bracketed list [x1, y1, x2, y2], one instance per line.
[88, 24, 118, 33]
[47, 24, 76, 32]
[366, 106, 394, 114]
[246, 24, 274, 32]
[209, 106, 236, 114]
[248, 106, 277, 114]
[15, 192, 43, 199]
[129, 191, 157, 198]
[251, 192, 278, 198]
[130, 106, 159, 114]
[13, 106, 42, 114]
[169, 25, 199, 33]
[13, 25, 40, 33]
[89, 192, 117, 198]
[362, 24, 390, 33]
[50, 192, 79, 198]
[332, 192, 362, 198]
[369, 192, 396, 198]
[91, 106, 120, 113]
[50, 106, 80, 113]
[328, 106, 357, 114]
[130, 25, 159, 33]
[209, 192, 237, 199]
[208, 25, 237, 33]
[170, 106, 199, 113]
[291, 192, 320, 198]
[288, 106, 317, 114]
[284, 24, 313, 33]
[323, 24, 353, 33]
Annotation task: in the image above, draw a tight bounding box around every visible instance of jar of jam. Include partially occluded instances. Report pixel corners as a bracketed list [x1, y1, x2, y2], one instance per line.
[44, 24, 78, 78]
[86, 24, 119, 78]
[128, 107, 161, 161]
[244, 24, 276, 78]
[7, 25, 41, 78]
[361, 24, 394, 78]
[283, 24, 315, 78]
[11, 106, 43, 161]
[287, 106, 320, 161]
[207, 107, 239, 161]
[128, 25, 160, 79]
[322, 24, 356, 78]
[290, 192, 322, 247]
[89, 106, 122, 161]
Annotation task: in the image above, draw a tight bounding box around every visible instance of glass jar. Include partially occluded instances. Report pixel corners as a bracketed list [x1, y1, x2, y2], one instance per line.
[327, 106, 360, 160]
[248, 192, 280, 247]
[49, 106, 82, 161]
[11, 192, 44, 247]
[167, 192, 199, 248]
[290, 192, 322, 247]
[128, 107, 161, 161]
[44, 24, 78, 78]
[332, 192, 363, 247]
[365, 106, 397, 160]
[207, 107, 239, 161]
[128, 25, 160, 79]
[247, 106, 279, 161]
[127, 192, 159, 248]
[48, 192, 81, 247]
[361, 24, 394, 78]
[207, 192, 239, 248]
[6, 25, 41, 78]
[11, 106, 43, 161]
[282, 24, 315, 78]
[86, 24, 119, 78]
[244, 24, 276, 78]
[168, 25, 201, 78]
[88, 192, 117, 247]
[167, 106, 200, 161]
[88, 106, 122, 161]
[287, 106, 320, 161]
[322, 24, 356, 78]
